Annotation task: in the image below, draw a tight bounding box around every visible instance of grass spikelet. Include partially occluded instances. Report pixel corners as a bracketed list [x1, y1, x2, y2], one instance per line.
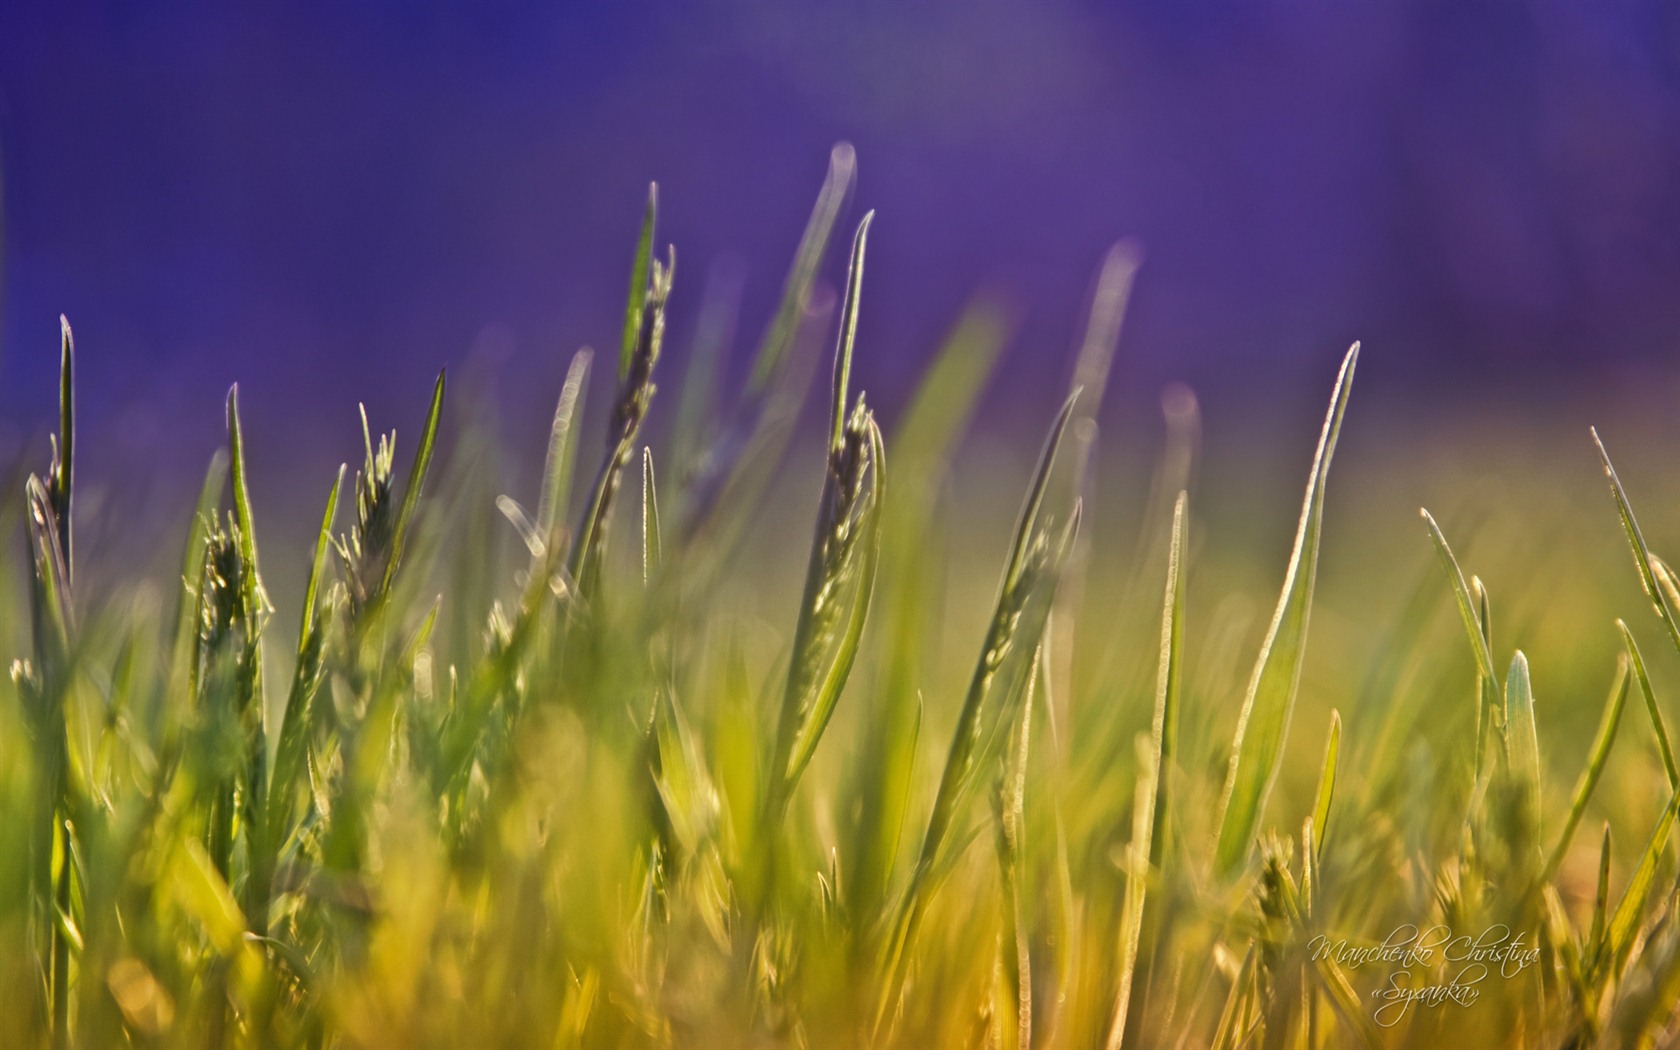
[767, 213, 885, 813]
[573, 195, 673, 597]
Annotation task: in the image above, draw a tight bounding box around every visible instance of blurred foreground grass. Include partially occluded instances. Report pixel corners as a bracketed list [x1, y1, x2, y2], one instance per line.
[4, 152, 1680, 1047]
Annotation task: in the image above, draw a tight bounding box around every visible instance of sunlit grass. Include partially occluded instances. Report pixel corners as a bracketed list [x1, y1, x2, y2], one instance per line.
[3, 150, 1680, 1048]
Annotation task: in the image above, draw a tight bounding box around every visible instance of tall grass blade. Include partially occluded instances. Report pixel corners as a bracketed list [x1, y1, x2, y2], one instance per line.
[878, 397, 1080, 1037]
[619, 183, 656, 382]
[1619, 620, 1678, 789]
[1606, 777, 1680, 969]
[572, 234, 673, 596]
[1312, 709, 1341, 864]
[770, 213, 883, 801]
[226, 385, 270, 622]
[642, 447, 662, 585]
[1588, 823, 1612, 970]
[267, 465, 344, 853]
[1543, 656, 1628, 882]
[1420, 509, 1498, 684]
[537, 349, 592, 548]
[1592, 427, 1680, 656]
[51, 315, 74, 578]
[748, 143, 854, 397]
[379, 369, 446, 602]
[1214, 342, 1358, 877]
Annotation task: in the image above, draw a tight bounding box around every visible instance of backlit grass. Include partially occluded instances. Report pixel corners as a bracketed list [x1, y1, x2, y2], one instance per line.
[2, 148, 1679, 1047]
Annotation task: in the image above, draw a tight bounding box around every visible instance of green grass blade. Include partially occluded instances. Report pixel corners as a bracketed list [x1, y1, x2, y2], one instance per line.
[641, 447, 661, 585]
[1420, 509, 1498, 685]
[1607, 776, 1680, 968]
[53, 315, 74, 579]
[829, 211, 873, 451]
[1619, 619, 1679, 790]
[1107, 733, 1160, 1050]
[225, 385, 269, 620]
[1588, 822, 1612, 971]
[1070, 241, 1141, 425]
[1506, 651, 1543, 861]
[537, 349, 592, 548]
[1312, 709, 1341, 863]
[1543, 655, 1629, 882]
[378, 369, 446, 601]
[1005, 391, 1081, 593]
[1148, 491, 1188, 872]
[268, 466, 344, 843]
[1214, 342, 1359, 877]
[748, 142, 855, 397]
[1592, 427, 1680, 656]
[786, 420, 885, 790]
[298, 465, 345, 657]
[171, 451, 229, 685]
[619, 183, 657, 381]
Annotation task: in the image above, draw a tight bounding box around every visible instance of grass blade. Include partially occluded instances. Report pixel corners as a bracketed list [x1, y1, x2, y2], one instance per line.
[1420, 509, 1498, 684]
[379, 369, 446, 601]
[1505, 651, 1543, 863]
[771, 214, 883, 800]
[619, 183, 656, 381]
[226, 385, 270, 622]
[537, 348, 592, 548]
[1312, 709, 1341, 864]
[1619, 619, 1678, 789]
[1214, 342, 1359, 877]
[641, 447, 661, 585]
[1588, 823, 1612, 971]
[171, 451, 229, 690]
[748, 143, 854, 397]
[1543, 655, 1628, 882]
[1607, 776, 1680, 969]
[1592, 427, 1680, 656]
[52, 315, 74, 579]
[878, 399, 1080, 1037]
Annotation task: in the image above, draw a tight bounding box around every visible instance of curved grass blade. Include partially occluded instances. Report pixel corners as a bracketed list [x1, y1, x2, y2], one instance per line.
[226, 385, 270, 621]
[171, 451, 229, 692]
[785, 421, 885, 789]
[267, 465, 344, 847]
[572, 242, 673, 595]
[770, 214, 882, 802]
[1619, 620, 1678, 789]
[876, 400, 1080, 1039]
[378, 369, 445, 601]
[1214, 342, 1358, 877]
[1592, 427, 1680, 656]
[619, 183, 656, 381]
[1312, 709, 1341, 864]
[52, 315, 74, 579]
[1606, 776, 1680, 970]
[1543, 656, 1629, 882]
[537, 349, 592, 548]
[748, 142, 854, 397]
[1420, 509, 1498, 685]
[1106, 491, 1189, 1050]
[641, 447, 661, 585]
[828, 212, 872, 451]
[1107, 734, 1161, 1050]
[1587, 823, 1612, 971]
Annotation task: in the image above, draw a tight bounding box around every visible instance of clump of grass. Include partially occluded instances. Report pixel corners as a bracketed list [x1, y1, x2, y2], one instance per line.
[8, 155, 1680, 1049]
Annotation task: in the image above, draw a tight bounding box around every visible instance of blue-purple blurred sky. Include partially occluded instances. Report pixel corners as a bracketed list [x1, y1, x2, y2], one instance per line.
[2, 1, 1679, 490]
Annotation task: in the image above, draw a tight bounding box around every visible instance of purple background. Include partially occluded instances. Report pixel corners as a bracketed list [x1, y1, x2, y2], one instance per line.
[1, 1, 1678, 497]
